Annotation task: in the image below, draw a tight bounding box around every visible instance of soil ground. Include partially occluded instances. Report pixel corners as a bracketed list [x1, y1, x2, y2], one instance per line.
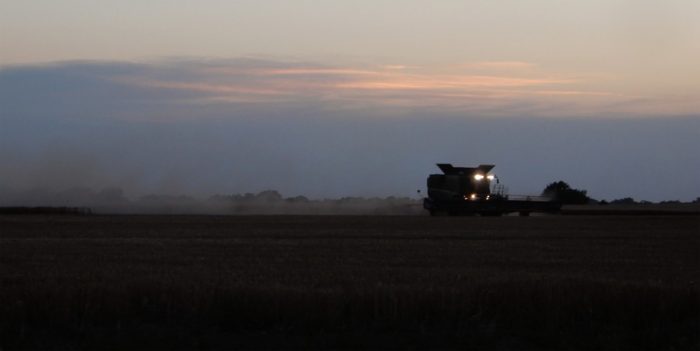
[1, 215, 698, 349]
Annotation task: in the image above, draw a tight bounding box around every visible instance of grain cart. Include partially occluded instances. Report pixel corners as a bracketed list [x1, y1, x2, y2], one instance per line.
[423, 164, 561, 216]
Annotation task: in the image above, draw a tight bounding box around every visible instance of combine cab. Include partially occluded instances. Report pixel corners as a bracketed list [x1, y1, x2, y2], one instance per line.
[423, 164, 561, 216]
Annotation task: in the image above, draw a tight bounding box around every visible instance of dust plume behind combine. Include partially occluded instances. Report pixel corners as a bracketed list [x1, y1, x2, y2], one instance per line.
[0, 187, 422, 215]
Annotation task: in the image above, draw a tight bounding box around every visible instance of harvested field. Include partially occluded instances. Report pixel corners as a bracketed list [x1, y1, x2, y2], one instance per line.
[0, 215, 698, 349]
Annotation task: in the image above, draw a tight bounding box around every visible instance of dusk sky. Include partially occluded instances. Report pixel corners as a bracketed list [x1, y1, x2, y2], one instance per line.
[1, 1, 699, 202]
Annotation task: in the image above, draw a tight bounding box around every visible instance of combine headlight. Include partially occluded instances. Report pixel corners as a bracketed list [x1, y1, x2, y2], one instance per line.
[473, 174, 485, 181]
[470, 193, 477, 200]
[486, 174, 495, 180]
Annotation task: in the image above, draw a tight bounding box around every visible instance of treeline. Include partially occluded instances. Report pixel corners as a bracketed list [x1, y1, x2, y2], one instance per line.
[0, 188, 421, 215]
[599, 197, 700, 205]
[542, 181, 700, 205]
[2, 185, 698, 215]
[210, 190, 422, 215]
[0, 206, 92, 215]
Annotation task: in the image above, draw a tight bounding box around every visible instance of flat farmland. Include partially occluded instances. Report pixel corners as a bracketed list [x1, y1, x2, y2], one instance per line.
[1, 215, 698, 350]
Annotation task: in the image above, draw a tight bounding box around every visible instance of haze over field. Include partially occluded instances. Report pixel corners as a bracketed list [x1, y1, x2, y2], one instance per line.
[1, 1, 699, 203]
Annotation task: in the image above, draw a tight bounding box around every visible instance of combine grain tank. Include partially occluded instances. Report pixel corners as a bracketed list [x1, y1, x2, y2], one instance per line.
[423, 164, 561, 216]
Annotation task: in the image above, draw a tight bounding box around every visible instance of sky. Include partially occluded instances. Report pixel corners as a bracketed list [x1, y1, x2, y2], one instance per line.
[1, 1, 699, 202]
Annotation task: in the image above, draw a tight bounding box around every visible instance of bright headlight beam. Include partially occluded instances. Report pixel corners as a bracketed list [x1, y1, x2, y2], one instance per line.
[486, 174, 495, 180]
[473, 174, 484, 181]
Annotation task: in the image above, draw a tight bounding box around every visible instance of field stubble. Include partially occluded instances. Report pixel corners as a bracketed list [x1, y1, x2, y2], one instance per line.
[0, 215, 698, 349]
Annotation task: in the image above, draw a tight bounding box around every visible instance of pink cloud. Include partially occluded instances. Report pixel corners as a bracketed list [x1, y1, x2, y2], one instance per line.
[137, 81, 291, 96]
[119, 60, 672, 116]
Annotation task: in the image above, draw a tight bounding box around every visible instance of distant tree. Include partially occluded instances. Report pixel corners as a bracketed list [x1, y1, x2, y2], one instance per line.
[256, 190, 283, 202]
[542, 181, 590, 204]
[610, 197, 636, 205]
[692, 197, 700, 204]
[285, 195, 310, 203]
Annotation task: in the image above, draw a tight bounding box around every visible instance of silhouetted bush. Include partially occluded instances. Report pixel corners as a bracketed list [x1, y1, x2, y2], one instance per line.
[610, 197, 636, 205]
[542, 181, 590, 204]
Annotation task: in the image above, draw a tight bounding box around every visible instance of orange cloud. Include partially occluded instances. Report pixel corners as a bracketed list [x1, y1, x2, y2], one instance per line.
[119, 60, 659, 116]
[259, 68, 382, 76]
[382, 65, 410, 70]
[134, 80, 292, 96]
[337, 75, 573, 91]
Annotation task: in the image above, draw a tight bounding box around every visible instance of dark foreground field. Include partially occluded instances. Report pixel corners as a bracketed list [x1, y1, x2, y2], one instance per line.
[1, 215, 698, 350]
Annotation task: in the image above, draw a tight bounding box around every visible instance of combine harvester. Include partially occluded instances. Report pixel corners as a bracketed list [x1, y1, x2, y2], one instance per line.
[423, 164, 561, 216]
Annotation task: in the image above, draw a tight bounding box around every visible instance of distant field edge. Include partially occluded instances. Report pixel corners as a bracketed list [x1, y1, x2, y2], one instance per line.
[562, 204, 700, 216]
[0, 206, 93, 215]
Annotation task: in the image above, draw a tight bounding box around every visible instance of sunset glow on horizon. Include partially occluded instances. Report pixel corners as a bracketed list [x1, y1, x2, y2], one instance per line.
[1, 1, 699, 201]
[2, 1, 700, 117]
[95, 59, 691, 118]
